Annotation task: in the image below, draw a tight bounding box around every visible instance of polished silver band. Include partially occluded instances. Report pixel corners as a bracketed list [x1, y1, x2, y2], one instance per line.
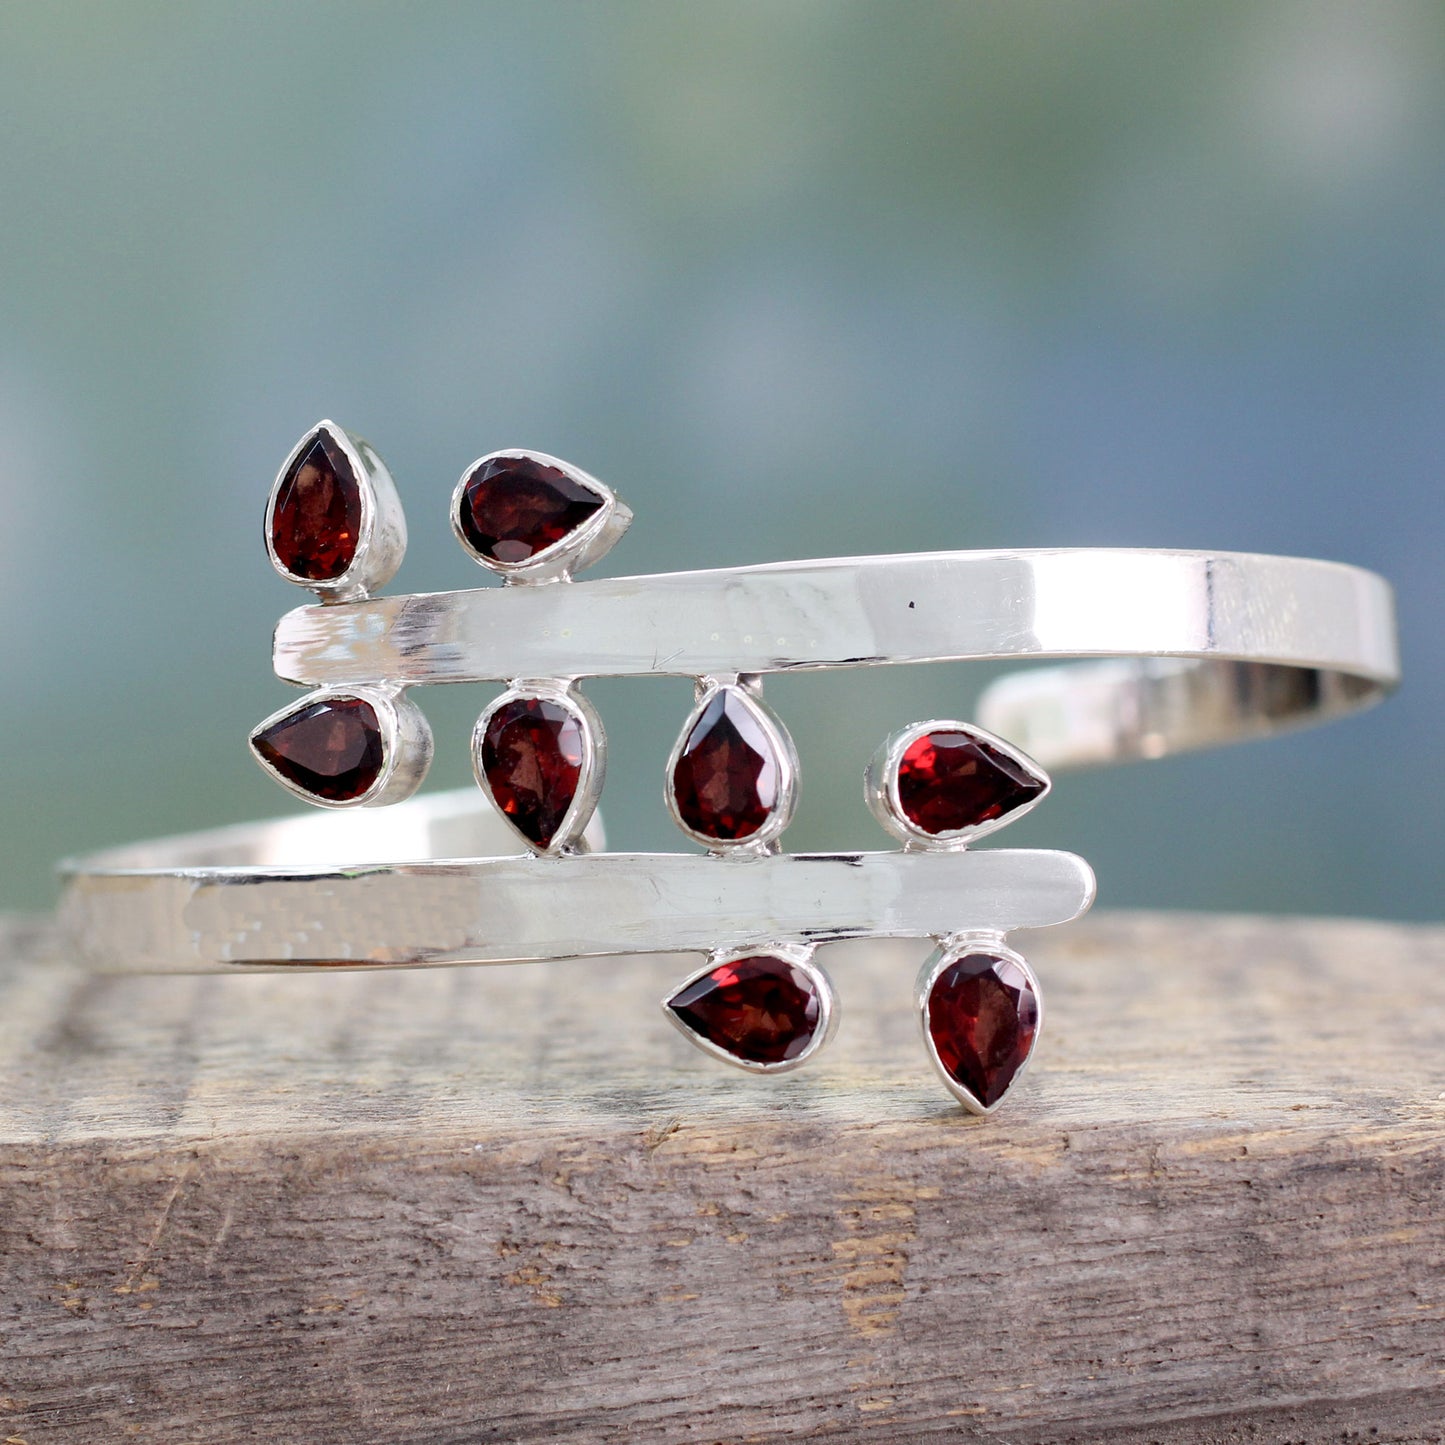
[274, 548, 1398, 769]
[59, 790, 1095, 974]
[61, 545, 1395, 976]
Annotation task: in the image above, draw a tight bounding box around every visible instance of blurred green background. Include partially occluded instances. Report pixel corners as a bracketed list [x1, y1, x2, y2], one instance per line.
[0, 1, 1438, 919]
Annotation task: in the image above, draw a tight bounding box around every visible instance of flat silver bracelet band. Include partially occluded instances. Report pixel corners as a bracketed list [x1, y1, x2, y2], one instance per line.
[274, 545, 1395, 771]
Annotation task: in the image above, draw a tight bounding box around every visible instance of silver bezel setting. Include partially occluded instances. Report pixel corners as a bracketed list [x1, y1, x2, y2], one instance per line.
[661, 941, 839, 1075]
[470, 679, 607, 856]
[664, 677, 800, 856]
[248, 684, 433, 811]
[264, 419, 407, 602]
[450, 448, 633, 584]
[915, 935, 1044, 1115]
[866, 719, 1051, 850]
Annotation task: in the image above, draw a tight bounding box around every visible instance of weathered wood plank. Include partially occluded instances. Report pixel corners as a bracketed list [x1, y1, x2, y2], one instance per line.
[0, 912, 1441, 1443]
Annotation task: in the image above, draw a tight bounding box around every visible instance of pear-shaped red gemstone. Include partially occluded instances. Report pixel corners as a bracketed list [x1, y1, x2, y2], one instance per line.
[456, 455, 605, 566]
[667, 955, 822, 1065]
[479, 696, 587, 850]
[252, 696, 385, 803]
[270, 427, 365, 582]
[671, 689, 782, 842]
[926, 951, 1039, 1108]
[896, 729, 1045, 836]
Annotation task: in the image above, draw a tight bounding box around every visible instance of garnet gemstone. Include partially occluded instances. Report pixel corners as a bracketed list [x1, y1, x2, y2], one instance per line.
[671, 688, 784, 843]
[895, 729, 1045, 837]
[926, 951, 1039, 1108]
[456, 454, 605, 566]
[270, 427, 365, 582]
[667, 955, 822, 1066]
[252, 696, 385, 803]
[479, 696, 587, 850]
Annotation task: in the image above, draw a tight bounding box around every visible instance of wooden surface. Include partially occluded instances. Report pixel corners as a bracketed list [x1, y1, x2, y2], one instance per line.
[0, 910, 1442, 1444]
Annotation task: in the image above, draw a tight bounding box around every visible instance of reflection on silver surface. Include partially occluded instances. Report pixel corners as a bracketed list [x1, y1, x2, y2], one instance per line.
[59, 792, 1094, 974]
[273, 547, 1397, 769]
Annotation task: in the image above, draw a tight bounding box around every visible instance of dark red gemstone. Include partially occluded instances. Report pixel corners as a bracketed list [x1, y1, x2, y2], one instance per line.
[671, 689, 782, 842]
[456, 454, 604, 565]
[667, 955, 822, 1065]
[896, 729, 1045, 836]
[252, 696, 385, 802]
[480, 696, 587, 849]
[926, 951, 1039, 1108]
[270, 428, 365, 582]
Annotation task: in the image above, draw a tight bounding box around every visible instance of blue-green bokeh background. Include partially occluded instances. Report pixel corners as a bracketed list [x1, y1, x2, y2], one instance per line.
[0, 2, 1438, 919]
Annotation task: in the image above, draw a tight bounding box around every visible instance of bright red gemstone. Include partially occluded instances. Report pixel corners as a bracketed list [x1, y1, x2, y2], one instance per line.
[456, 455, 605, 565]
[667, 955, 822, 1065]
[671, 689, 783, 842]
[479, 696, 587, 850]
[895, 729, 1045, 836]
[252, 696, 385, 802]
[926, 951, 1039, 1108]
[270, 428, 365, 582]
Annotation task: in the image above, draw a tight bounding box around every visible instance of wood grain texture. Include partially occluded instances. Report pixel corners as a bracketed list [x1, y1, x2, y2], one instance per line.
[0, 911, 1441, 1444]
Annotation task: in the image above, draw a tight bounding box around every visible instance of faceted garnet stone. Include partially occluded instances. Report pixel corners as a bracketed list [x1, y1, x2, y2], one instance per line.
[667, 955, 822, 1066]
[926, 951, 1039, 1108]
[270, 427, 365, 582]
[456, 454, 605, 566]
[252, 696, 385, 803]
[895, 729, 1045, 837]
[671, 689, 782, 842]
[479, 696, 587, 850]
